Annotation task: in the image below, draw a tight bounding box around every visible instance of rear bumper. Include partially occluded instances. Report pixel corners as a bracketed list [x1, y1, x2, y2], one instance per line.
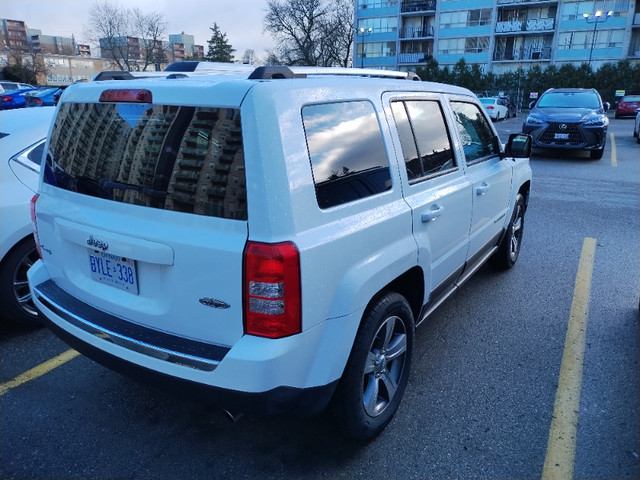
[28, 262, 340, 417]
[40, 310, 337, 416]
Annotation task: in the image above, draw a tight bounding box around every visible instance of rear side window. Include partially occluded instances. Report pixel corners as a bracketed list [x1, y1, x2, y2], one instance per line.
[302, 101, 391, 209]
[391, 100, 455, 183]
[45, 103, 247, 220]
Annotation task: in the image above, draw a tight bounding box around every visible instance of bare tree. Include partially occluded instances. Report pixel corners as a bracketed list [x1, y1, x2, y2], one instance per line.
[86, 1, 167, 71]
[322, 0, 354, 67]
[265, 0, 346, 66]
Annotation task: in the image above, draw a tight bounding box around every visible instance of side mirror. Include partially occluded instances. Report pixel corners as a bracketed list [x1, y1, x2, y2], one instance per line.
[503, 133, 532, 158]
[529, 101, 536, 109]
[603, 102, 610, 111]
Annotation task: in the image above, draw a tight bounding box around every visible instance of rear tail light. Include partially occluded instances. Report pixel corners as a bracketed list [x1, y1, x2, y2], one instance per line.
[487, 106, 494, 109]
[34, 97, 44, 105]
[0, 95, 10, 102]
[243, 241, 301, 339]
[30, 194, 42, 259]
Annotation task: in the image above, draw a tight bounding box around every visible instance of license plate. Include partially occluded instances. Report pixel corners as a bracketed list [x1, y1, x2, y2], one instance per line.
[88, 250, 139, 294]
[554, 133, 569, 140]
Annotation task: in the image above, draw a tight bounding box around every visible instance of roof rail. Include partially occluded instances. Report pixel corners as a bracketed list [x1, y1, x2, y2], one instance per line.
[247, 65, 420, 81]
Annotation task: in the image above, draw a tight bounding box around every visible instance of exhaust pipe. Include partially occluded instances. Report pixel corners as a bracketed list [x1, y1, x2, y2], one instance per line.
[222, 409, 244, 423]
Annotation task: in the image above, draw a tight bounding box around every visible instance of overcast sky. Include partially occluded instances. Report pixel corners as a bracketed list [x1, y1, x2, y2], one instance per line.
[1, 0, 275, 58]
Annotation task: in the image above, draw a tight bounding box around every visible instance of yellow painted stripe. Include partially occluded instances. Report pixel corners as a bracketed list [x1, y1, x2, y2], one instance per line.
[542, 238, 596, 480]
[609, 133, 617, 167]
[0, 349, 80, 396]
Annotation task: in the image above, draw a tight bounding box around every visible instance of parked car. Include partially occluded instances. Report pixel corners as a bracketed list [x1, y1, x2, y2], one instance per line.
[25, 87, 61, 107]
[523, 88, 610, 159]
[479, 96, 509, 121]
[0, 87, 39, 110]
[497, 95, 516, 118]
[28, 65, 532, 440]
[0, 107, 55, 327]
[0, 81, 33, 93]
[633, 108, 640, 144]
[615, 95, 640, 118]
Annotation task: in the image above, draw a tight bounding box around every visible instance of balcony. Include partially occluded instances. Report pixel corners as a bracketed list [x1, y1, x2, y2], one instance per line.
[398, 52, 430, 63]
[400, 26, 434, 38]
[493, 45, 552, 61]
[401, 0, 436, 13]
[496, 18, 555, 34]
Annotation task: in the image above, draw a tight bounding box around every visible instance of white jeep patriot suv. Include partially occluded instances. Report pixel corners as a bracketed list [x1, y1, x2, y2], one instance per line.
[28, 64, 532, 440]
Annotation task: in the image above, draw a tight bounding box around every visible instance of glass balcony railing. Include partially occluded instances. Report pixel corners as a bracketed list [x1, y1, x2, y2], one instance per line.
[496, 18, 555, 34]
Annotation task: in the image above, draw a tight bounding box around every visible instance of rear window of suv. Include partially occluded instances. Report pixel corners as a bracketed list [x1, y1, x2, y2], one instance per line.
[45, 103, 247, 220]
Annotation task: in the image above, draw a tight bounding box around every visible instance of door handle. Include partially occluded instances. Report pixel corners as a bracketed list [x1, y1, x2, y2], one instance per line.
[421, 205, 444, 222]
[476, 182, 490, 195]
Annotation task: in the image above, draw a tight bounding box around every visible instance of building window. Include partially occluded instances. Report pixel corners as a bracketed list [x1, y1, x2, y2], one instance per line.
[357, 17, 398, 34]
[440, 9, 492, 28]
[358, 42, 397, 58]
[438, 37, 489, 55]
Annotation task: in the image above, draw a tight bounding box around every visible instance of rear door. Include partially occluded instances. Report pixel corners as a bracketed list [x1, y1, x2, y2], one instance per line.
[447, 98, 512, 261]
[385, 93, 472, 298]
[38, 99, 249, 346]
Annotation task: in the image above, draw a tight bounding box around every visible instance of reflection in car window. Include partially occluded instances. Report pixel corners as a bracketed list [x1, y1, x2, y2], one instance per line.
[537, 91, 600, 109]
[391, 100, 455, 183]
[45, 103, 247, 220]
[450, 101, 500, 164]
[303, 101, 391, 209]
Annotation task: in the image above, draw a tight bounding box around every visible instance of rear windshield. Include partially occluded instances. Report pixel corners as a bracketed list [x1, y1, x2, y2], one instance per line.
[45, 102, 247, 220]
[621, 95, 640, 102]
[537, 91, 601, 109]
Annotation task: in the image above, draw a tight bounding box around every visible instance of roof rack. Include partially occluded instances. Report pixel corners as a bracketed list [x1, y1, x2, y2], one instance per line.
[248, 66, 421, 81]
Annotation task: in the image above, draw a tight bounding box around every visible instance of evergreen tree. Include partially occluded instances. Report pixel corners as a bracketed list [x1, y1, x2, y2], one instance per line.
[205, 23, 235, 62]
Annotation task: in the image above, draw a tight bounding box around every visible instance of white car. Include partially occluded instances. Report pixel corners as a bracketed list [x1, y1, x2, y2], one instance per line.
[29, 66, 531, 439]
[479, 97, 509, 121]
[0, 107, 55, 326]
[0, 80, 34, 94]
[634, 108, 640, 144]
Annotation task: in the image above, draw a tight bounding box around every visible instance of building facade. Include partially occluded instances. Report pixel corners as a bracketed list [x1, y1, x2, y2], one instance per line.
[354, 0, 640, 73]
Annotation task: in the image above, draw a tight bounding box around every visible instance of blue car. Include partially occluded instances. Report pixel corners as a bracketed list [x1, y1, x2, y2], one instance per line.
[25, 87, 61, 107]
[0, 87, 38, 110]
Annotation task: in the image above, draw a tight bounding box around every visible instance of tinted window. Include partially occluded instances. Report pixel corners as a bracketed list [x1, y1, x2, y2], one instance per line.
[391, 100, 455, 183]
[303, 101, 391, 209]
[450, 101, 500, 164]
[46, 103, 247, 220]
[538, 91, 600, 109]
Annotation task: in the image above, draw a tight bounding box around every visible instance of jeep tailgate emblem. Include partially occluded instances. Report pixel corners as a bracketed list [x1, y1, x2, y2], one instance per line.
[87, 235, 109, 251]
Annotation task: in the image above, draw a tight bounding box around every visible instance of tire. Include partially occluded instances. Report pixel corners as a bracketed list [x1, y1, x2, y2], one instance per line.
[492, 194, 525, 270]
[590, 147, 604, 160]
[0, 237, 42, 327]
[333, 292, 414, 440]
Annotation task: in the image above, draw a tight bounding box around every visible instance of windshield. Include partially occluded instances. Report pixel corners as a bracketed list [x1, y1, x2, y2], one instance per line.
[537, 91, 601, 109]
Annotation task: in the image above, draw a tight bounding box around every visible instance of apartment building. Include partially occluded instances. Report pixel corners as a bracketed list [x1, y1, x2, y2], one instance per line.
[355, 0, 640, 73]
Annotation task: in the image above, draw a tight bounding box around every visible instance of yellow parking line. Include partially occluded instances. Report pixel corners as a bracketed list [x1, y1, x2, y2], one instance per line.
[0, 349, 80, 396]
[609, 133, 617, 167]
[542, 238, 596, 480]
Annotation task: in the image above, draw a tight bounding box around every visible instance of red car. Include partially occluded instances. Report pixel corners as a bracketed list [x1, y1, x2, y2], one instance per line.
[615, 95, 640, 118]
